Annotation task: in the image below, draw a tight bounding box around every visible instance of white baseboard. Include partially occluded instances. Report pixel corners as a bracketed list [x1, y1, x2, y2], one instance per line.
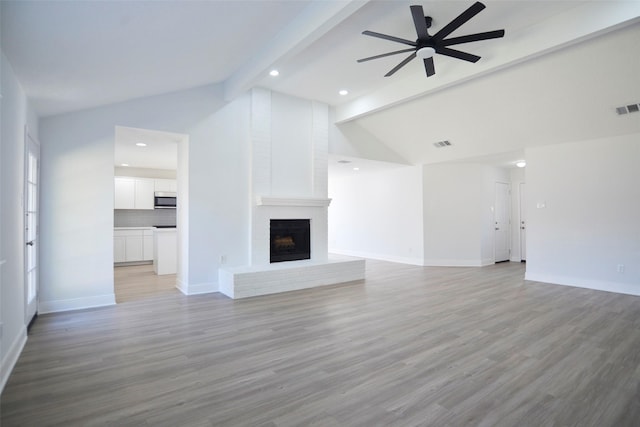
[329, 249, 424, 266]
[423, 258, 488, 267]
[39, 293, 116, 314]
[1, 326, 27, 394]
[525, 272, 640, 296]
[176, 279, 218, 295]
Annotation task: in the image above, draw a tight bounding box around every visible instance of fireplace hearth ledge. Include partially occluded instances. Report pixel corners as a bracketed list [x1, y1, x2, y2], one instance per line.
[256, 196, 331, 207]
[218, 255, 365, 299]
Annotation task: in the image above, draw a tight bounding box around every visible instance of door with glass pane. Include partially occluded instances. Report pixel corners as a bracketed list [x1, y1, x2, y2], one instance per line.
[25, 128, 40, 324]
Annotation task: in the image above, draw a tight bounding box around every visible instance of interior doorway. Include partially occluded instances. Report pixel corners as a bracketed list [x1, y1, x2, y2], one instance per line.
[24, 126, 40, 326]
[113, 126, 188, 303]
[494, 182, 511, 262]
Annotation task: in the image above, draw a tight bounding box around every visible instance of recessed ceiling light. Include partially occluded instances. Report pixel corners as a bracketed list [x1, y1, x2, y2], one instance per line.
[121, 163, 129, 167]
[353, 167, 360, 171]
[136, 143, 147, 147]
[269, 69, 279, 77]
[339, 90, 349, 96]
[516, 160, 526, 168]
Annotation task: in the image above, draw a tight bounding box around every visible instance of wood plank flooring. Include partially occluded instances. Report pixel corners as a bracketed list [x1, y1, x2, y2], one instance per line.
[2, 260, 640, 426]
[114, 264, 178, 303]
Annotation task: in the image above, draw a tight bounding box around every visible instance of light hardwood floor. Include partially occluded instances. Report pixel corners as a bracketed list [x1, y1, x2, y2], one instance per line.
[2, 260, 640, 426]
[114, 264, 178, 303]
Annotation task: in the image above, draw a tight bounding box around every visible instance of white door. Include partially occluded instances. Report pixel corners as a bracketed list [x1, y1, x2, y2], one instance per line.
[494, 182, 510, 262]
[24, 127, 40, 325]
[520, 182, 526, 261]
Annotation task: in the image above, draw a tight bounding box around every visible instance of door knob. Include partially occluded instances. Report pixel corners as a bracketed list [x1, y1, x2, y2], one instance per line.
[26, 241, 34, 246]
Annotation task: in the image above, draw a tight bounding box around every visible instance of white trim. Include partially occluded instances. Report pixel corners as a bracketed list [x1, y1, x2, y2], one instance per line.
[525, 272, 640, 296]
[38, 294, 116, 314]
[256, 196, 331, 207]
[329, 249, 424, 266]
[423, 259, 491, 267]
[1, 327, 27, 394]
[176, 279, 218, 295]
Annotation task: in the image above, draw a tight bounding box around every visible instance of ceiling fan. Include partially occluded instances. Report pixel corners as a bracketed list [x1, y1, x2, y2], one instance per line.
[358, 2, 505, 77]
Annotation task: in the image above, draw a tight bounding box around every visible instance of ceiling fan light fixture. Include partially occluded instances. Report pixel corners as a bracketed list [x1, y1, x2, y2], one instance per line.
[416, 46, 435, 59]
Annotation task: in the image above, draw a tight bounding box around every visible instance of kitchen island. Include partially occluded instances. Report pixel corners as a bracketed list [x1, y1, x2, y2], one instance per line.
[153, 227, 177, 275]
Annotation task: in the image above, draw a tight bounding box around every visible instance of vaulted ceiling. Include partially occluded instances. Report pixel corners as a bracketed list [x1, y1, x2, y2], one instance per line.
[2, 1, 639, 169]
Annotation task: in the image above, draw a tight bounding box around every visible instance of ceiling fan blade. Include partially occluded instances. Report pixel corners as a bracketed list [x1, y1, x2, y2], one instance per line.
[441, 29, 505, 46]
[436, 46, 481, 63]
[362, 30, 417, 47]
[357, 48, 416, 63]
[432, 1, 486, 42]
[385, 52, 417, 77]
[423, 57, 435, 77]
[410, 5, 429, 40]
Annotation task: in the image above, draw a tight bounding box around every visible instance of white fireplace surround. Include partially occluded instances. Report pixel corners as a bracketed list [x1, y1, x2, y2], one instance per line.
[256, 196, 331, 207]
[218, 194, 365, 299]
[217, 89, 365, 299]
[250, 197, 330, 267]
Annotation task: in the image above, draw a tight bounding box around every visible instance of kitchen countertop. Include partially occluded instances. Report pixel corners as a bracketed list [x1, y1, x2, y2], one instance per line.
[114, 226, 154, 230]
[154, 227, 177, 233]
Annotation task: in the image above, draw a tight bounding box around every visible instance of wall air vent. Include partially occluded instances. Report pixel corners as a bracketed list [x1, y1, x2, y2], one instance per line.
[433, 140, 452, 148]
[616, 103, 640, 115]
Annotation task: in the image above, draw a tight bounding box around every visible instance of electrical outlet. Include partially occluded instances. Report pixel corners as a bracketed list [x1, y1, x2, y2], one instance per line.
[617, 264, 625, 273]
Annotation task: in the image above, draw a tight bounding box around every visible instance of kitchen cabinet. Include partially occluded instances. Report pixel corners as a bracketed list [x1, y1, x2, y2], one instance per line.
[154, 179, 177, 193]
[114, 228, 154, 263]
[114, 235, 126, 263]
[114, 178, 135, 209]
[114, 177, 154, 210]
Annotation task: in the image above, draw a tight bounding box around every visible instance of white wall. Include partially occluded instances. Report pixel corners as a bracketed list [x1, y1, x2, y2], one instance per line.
[422, 163, 509, 266]
[328, 165, 424, 265]
[525, 133, 640, 295]
[328, 107, 408, 165]
[184, 93, 251, 291]
[1, 51, 39, 391]
[39, 84, 251, 308]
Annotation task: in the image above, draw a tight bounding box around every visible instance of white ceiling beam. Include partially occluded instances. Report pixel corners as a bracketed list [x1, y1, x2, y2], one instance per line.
[335, 1, 640, 123]
[223, 0, 370, 101]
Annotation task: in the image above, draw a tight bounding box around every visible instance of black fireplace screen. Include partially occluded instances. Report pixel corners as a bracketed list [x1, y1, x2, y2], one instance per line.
[270, 219, 310, 263]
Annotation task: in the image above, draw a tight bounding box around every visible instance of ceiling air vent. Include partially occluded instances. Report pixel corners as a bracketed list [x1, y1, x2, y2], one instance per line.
[433, 140, 452, 148]
[616, 103, 640, 115]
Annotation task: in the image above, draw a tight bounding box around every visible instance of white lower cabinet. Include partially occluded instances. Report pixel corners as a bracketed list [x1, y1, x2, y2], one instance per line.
[143, 230, 153, 260]
[114, 228, 154, 263]
[114, 236, 126, 263]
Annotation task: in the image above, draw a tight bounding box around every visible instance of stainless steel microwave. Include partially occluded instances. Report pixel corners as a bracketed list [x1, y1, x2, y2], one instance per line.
[154, 192, 176, 209]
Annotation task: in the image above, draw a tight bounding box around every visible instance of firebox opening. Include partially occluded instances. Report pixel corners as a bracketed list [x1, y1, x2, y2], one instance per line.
[270, 219, 310, 263]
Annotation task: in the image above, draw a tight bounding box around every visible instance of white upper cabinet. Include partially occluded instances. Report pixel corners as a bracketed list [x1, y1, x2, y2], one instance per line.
[135, 178, 155, 209]
[114, 176, 155, 210]
[114, 177, 135, 209]
[154, 179, 177, 193]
